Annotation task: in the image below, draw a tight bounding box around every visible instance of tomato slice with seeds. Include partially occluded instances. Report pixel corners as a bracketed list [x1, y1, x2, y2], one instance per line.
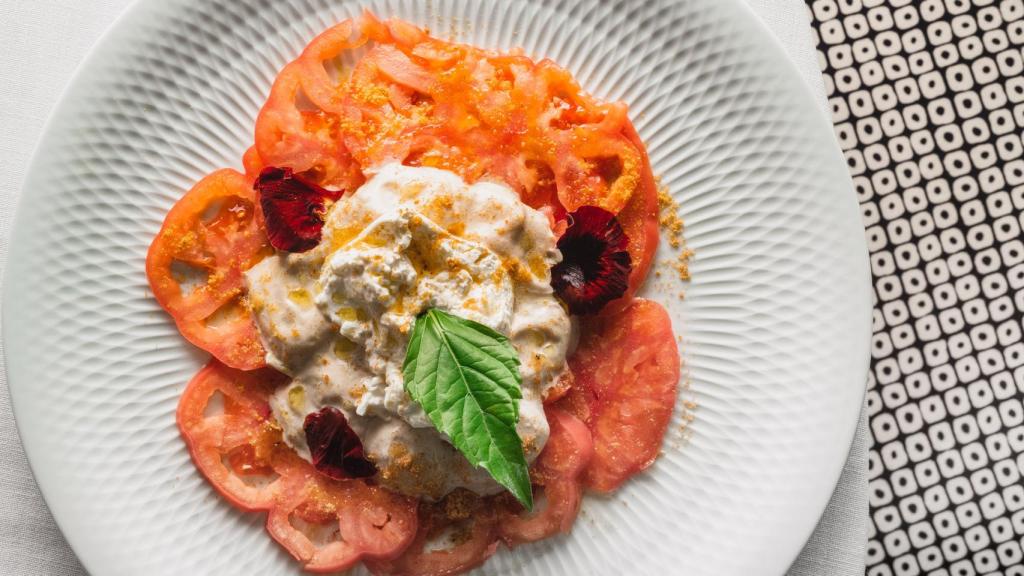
[556, 299, 680, 492]
[177, 360, 288, 511]
[498, 408, 593, 546]
[146, 169, 271, 370]
[255, 62, 365, 191]
[254, 14, 371, 192]
[179, 360, 418, 567]
[368, 504, 499, 576]
[267, 463, 418, 573]
[250, 16, 660, 305]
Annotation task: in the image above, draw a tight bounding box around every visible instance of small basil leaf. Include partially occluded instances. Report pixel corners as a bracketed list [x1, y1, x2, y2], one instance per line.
[402, 308, 532, 510]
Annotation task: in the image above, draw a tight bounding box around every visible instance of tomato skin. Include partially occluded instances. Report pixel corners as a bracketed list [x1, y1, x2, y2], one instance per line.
[242, 145, 265, 181]
[146, 169, 270, 370]
[557, 299, 680, 492]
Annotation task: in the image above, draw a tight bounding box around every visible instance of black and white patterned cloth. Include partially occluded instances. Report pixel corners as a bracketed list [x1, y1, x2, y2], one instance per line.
[807, 1, 1024, 574]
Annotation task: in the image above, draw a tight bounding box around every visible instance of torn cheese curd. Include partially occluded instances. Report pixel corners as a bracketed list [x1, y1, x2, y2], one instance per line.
[245, 163, 573, 499]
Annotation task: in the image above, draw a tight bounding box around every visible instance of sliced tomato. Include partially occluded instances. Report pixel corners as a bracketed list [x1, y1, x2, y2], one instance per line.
[177, 360, 288, 510]
[267, 462, 418, 573]
[294, 18, 369, 113]
[250, 17, 659, 305]
[179, 360, 418, 568]
[367, 504, 499, 576]
[242, 145, 265, 181]
[146, 169, 271, 370]
[551, 105, 640, 216]
[254, 62, 365, 191]
[556, 299, 680, 492]
[498, 408, 593, 546]
[254, 15, 378, 191]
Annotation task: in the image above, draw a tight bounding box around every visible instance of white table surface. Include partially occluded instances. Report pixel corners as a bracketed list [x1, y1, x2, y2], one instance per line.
[0, 0, 868, 574]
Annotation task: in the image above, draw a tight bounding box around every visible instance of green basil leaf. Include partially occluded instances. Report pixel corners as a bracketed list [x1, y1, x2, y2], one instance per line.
[402, 308, 532, 510]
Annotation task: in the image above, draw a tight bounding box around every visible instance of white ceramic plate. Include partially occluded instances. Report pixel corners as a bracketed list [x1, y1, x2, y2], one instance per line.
[3, 0, 870, 574]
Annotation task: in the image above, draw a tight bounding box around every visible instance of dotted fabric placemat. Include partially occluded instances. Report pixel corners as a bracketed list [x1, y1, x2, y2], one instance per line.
[807, 1, 1024, 575]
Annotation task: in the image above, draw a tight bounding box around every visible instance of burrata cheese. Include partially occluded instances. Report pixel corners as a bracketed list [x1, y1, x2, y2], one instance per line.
[245, 163, 573, 499]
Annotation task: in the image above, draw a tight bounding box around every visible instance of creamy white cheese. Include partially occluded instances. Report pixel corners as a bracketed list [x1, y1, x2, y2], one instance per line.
[245, 164, 573, 499]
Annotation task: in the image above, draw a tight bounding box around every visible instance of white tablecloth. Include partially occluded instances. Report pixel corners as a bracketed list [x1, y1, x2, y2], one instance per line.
[0, 1, 867, 574]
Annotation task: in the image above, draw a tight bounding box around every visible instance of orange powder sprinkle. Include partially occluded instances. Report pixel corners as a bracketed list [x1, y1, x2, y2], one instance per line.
[656, 178, 692, 282]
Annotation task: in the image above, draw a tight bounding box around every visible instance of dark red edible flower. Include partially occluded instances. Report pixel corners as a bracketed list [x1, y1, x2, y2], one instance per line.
[550, 206, 632, 315]
[255, 167, 343, 253]
[303, 406, 377, 479]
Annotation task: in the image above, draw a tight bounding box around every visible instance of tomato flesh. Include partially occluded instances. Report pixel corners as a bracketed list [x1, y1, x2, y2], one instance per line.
[267, 462, 418, 573]
[557, 299, 680, 492]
